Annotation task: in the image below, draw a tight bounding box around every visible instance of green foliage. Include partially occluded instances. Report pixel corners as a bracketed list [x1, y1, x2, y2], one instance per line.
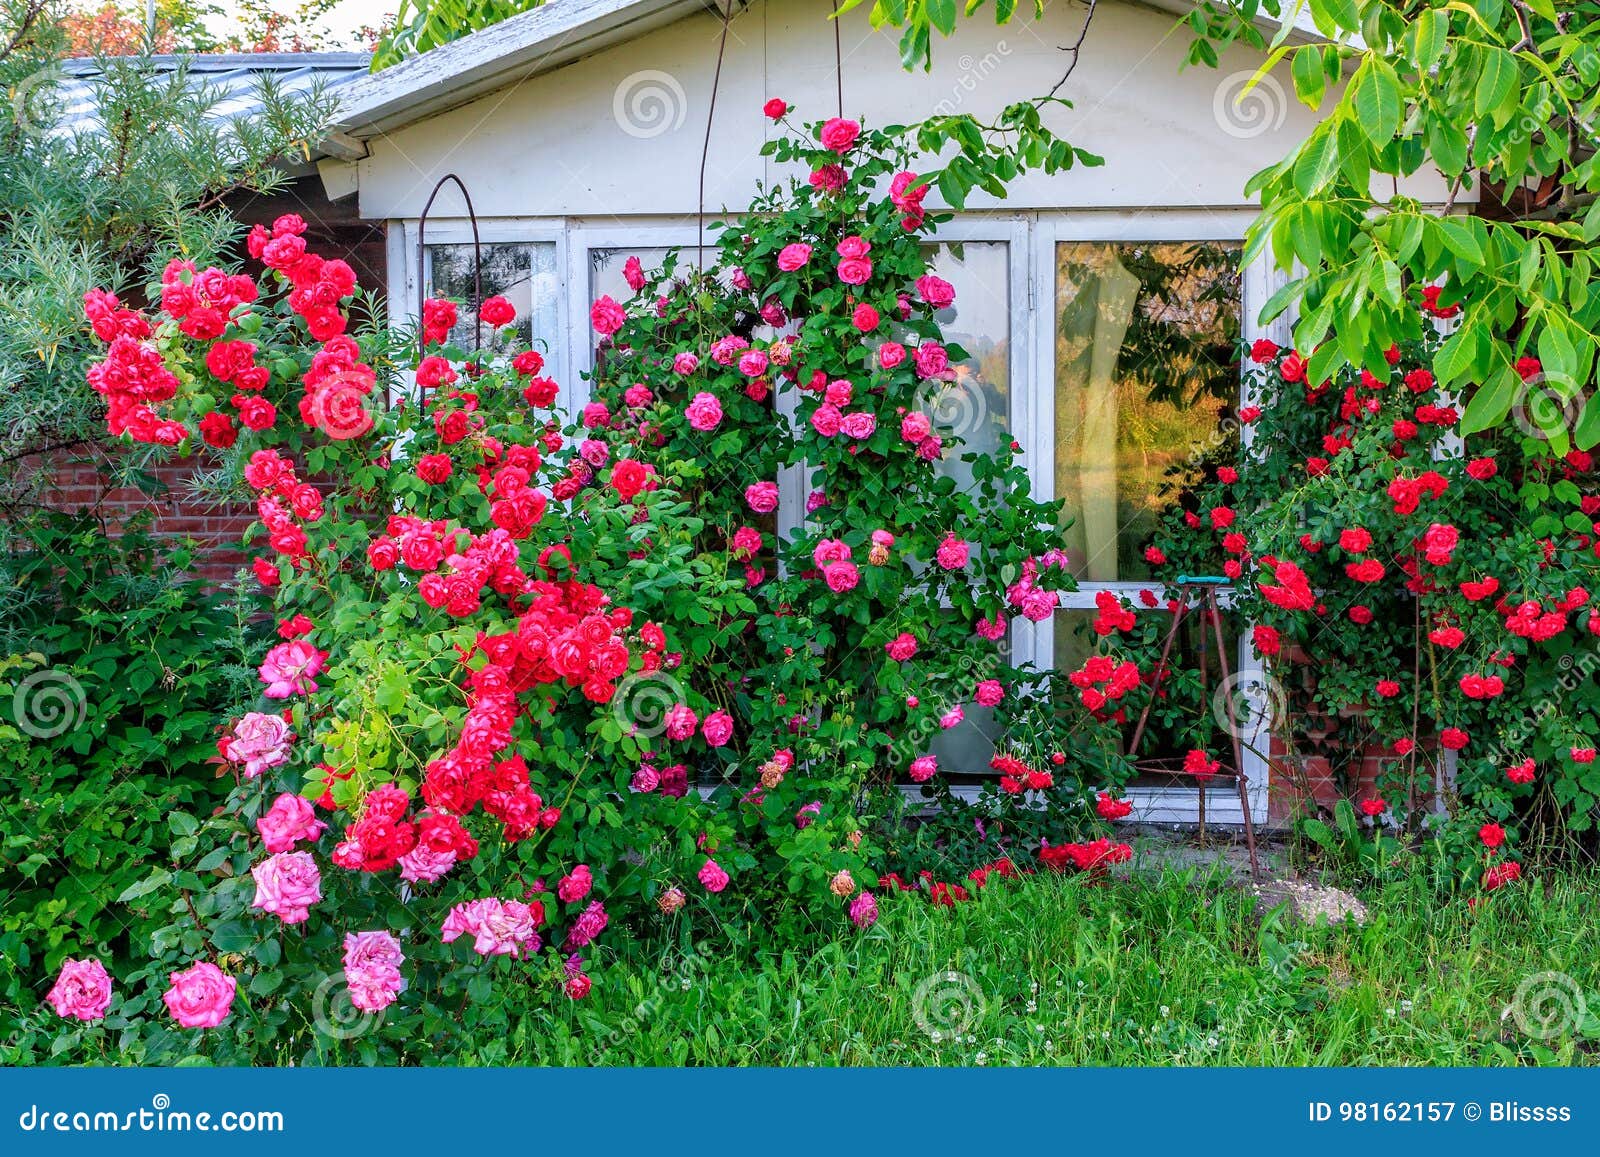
[372, 0, 544, 70]
[1185, 0, 1600, 447]
[1298, 798, 1401, 883]
[0, 513, 263, 1029]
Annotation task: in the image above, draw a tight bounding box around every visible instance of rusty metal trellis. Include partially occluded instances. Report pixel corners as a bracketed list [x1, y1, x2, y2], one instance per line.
[1126, 578, 1262, 879]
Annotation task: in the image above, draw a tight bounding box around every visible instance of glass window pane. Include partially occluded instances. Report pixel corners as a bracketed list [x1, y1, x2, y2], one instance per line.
[1053, 241, 1241, 582]
[918, 241, 1011, 494]
[427, 242, 559, 356]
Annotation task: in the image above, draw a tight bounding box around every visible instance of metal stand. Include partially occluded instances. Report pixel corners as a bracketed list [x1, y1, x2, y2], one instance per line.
[1126, 580, 1262, 879]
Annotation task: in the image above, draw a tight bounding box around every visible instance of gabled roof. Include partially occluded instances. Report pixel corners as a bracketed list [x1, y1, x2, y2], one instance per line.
[54, 52, 370, 140]
[329, 0, 708, 145]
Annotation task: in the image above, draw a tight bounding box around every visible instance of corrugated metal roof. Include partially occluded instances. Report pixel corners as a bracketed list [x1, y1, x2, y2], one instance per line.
[48, 52, 371, 138]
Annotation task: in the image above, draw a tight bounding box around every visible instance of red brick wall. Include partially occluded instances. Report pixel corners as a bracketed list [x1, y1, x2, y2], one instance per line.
[37, 449, 253, 586]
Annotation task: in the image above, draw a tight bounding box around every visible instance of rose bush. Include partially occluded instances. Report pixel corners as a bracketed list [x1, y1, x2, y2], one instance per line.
[24, 107, 1134, 1061]
[1081, 302, 1600, 890]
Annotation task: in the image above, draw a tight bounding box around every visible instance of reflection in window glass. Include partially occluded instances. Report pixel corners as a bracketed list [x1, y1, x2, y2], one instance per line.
[588, 246, 677, 305]
[918, 241, 1010, 494]
[427, 242, 559, 355]
[1054, 242, 1241, 582]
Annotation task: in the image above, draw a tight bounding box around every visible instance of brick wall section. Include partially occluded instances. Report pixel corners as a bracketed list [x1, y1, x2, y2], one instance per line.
[41, 450, 254, 586]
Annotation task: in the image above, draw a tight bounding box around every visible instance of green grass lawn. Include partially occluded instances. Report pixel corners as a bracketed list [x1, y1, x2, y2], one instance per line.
[484, 868, 1600, 1066]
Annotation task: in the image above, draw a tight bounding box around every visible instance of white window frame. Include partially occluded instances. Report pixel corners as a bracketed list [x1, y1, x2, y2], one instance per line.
[1028, 210, 1273, 824]
[387, 217, 571, 404]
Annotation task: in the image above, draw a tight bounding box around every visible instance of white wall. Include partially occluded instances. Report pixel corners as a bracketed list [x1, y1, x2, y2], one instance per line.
[353, 0, 1448, 221]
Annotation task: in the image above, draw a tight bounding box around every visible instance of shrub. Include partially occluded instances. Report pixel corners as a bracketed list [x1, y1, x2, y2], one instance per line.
[0, 513, 259, 1038]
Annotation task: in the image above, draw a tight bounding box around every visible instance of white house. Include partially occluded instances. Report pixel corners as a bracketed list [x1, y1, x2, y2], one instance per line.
[308, 0, 1462, 825]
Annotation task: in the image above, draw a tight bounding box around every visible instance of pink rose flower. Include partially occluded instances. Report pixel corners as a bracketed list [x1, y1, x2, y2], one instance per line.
[745, 480, 780, 513]
[702, 710, 735, 747]
[343, 930, 405, 1013]
[46, 958, 113, 1022]
[908, 754, 938, 782]
[623, 383, 653, 407]
[441, 898, 541, 958]
[878, 341, 907, 370]
[672, 351, 699, 374]
[590, 295, 627, 336]
[223, 711, 292, 777]
[813, 538, 852, 567]
[840, 412, 876, 440]
[824, 378, 854, 406]
[163, 962, 236, 1029]
[936, 534, 970, 571]
[664, 703, 699, 741]
[900, 412, 932, 443]
[257, 791, 326, 853]
[777, 243, 812, 272]
[837, 257, 873, 285]
[565, 900, 609, 948]
[885, 632, 918, 662]
[917, 434, 944, 461]
[398, 843, 457, 884]
[975, 679, 1004, 707]
[795, 801, 822, 829]
[915, 274, 956, 309]
[258, 640, 326, 698]
[820, 117, 861, 152]
[849, 890, 878, 929]
[737, 350, 769, 377]
[698, 858, 730, 893]
[836, 235, 871, 259]
[852, 303, 880, 331]
[810, 403, 843, 437]
[685, 391, 724, 432]
[251, 851, 321, 925]
[630, 765, 660, 792]
[914, 340, 951, 379]
[824, 560, 860, 592]
[558, 865, 593, 904]
[975, 613, 1007, 640]
[940, 706, 965, 729]
[623, 255, 646, 291]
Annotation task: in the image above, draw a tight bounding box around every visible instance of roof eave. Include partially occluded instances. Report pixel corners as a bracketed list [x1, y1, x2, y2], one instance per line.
[327, 0, 709, 142]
